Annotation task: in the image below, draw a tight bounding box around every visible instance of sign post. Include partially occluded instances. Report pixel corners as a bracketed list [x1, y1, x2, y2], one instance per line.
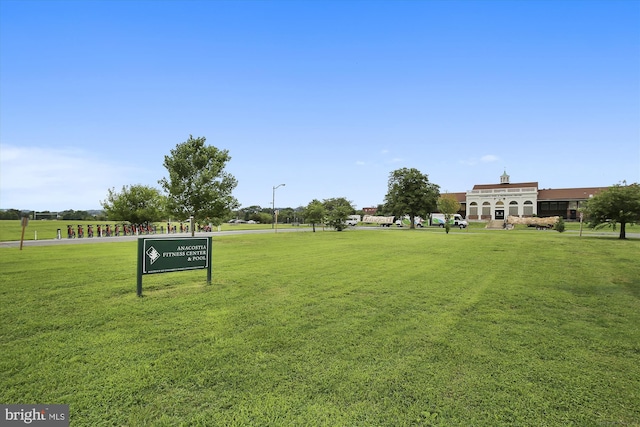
[137, 236, 212, 297]
[19, 216, 28, 250]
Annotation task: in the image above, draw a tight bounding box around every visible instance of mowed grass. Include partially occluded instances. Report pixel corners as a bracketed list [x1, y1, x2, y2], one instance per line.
[1, 230, 639, 426]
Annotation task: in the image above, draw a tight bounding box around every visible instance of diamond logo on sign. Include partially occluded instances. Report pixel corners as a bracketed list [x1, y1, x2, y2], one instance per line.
[146, 246, 160, 265]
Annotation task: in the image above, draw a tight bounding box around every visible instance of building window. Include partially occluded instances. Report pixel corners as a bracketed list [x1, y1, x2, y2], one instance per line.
[509, 201, 518, 216]
[469, 202, 478, 216]
[482, 202, 491, 217]
[523, 200, 533, 216]
[539, 201, 568, 214]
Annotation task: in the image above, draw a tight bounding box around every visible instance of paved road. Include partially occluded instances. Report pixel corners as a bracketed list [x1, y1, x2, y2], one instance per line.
[0, 227, 315, 248]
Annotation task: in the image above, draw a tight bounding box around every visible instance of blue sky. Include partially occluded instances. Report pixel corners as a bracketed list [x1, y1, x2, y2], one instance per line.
[1, 0, 639, 212]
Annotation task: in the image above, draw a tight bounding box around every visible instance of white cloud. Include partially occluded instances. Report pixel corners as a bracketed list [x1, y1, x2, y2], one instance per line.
[356, 160, 366, 166]
[480, 154, 499, 163]
[0, 144, 149, 211]
[460, 154, 500, 166]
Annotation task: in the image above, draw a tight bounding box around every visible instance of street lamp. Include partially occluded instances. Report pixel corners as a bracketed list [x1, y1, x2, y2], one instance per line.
[272, 183, 285, 230]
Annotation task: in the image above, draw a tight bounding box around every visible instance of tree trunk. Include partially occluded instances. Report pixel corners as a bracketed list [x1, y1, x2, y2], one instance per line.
[619, 222, 626, 239]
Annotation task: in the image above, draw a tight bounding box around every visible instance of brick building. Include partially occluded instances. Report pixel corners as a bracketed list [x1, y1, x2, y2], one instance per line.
[363, 171, 607, 221]
[461, 171, 605, 221]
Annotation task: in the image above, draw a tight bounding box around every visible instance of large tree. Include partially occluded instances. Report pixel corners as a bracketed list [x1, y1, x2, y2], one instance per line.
[583, 182, 640, 239]
[384, 168, 440, 229]
[323, 197, 354, 231]
[437, 194, 461, 234]
[159, 135, 239, 235]
[303, 199, 326, 232]
[101, 185, 166, 224]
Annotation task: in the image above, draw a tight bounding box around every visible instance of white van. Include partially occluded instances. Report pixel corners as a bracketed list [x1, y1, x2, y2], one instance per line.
[430, 213, 468, 228]
[397, 215, 425, 227]
[345, 215, 361, 226]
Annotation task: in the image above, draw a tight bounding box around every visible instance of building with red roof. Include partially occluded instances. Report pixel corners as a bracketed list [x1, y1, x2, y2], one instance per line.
[463, 171, 605, 221]
[362, 171, 607, 221]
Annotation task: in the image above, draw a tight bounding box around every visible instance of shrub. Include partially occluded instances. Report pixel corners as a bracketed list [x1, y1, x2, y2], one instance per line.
[555, 217, 566, 233]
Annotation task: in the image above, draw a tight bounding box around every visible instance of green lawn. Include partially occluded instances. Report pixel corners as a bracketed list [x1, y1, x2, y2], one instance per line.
[1, 230, 639, 426]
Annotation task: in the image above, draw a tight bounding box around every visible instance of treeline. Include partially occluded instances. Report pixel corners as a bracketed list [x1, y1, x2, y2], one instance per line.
[229, 204, 377, 225]
[229, 205, 305, 224]
[0, 209, 24, 220]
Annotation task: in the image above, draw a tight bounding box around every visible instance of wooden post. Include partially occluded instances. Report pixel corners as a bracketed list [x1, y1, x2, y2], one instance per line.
[579, 212, 584, 237]
[19, 216, 28, 250]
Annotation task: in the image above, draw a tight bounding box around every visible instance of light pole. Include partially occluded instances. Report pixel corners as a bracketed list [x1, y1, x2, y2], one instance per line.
[272, 183, 285, 230]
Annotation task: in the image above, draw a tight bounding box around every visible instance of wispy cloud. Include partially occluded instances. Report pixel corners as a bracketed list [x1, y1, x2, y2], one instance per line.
[355, 160, 366, 166]
[480, 154, 499, 163]
[460, 154, 500, 166]
[0, 144, 149, 211]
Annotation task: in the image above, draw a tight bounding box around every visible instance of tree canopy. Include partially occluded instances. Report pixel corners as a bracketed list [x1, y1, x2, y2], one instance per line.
[323, 197, 354, 231]
[437, 195, 461, 234]
[101, 185, 166, 224]
[303, 199, 326, 232]
[60, 210, 92, 221]
[159, 135, 239, 232]
[384, 168, 440, 229]
[583, 182, 640, 239]
[0, 209, 22, 220]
